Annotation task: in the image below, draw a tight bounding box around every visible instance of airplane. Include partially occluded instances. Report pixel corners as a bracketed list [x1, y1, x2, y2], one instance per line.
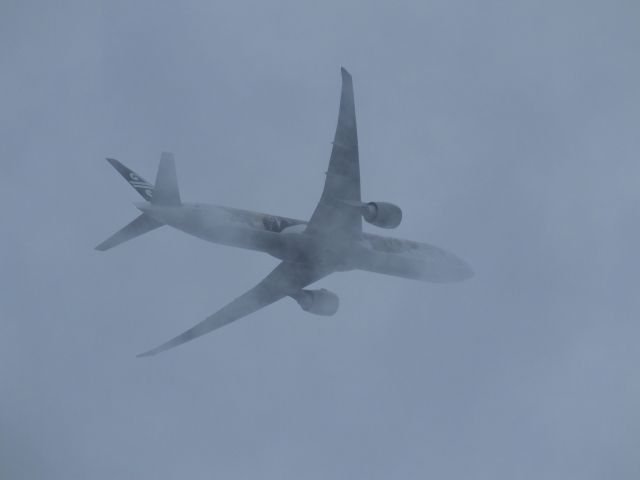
[97, 67, 473, 357]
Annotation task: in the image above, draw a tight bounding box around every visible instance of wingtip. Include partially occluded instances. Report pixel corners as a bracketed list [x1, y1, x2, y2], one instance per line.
[136, 344, 167, 358]
[340, 66, 352, 78]
[94, 239, 111, 251]
[135, 343, 160, 357]
[136, 345, 161, 358]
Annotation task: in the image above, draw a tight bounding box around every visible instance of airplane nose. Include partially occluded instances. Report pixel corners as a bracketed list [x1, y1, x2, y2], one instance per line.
[423, 252, 474, 283]
[457, 259, 474, 281]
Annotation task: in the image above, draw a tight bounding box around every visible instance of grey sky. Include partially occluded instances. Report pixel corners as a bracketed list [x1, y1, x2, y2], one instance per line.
[1, 0, 639, 478]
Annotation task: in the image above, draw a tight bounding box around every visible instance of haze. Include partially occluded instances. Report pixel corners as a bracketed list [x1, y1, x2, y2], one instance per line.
[1, 0, 639, 478]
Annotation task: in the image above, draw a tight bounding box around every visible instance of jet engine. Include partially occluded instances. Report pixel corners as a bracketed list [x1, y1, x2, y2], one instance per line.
[291, 288, 339, 316]
[362, 202, 402, 229]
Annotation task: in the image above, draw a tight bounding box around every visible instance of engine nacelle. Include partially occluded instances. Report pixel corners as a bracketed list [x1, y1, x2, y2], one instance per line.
[362, 202, 402, 229]
[291, 288, 339, 316]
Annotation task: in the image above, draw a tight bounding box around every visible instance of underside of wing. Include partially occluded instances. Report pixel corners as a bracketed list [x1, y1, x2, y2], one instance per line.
[137, 261, 330, 357]
[307, 67, 362, 238]
[95, 213, 162, 251]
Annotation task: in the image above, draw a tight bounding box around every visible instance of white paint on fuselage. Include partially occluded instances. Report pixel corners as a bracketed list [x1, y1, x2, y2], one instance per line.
[136, 202, 473, 283]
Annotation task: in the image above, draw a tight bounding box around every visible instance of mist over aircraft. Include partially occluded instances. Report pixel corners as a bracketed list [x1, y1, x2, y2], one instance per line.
[97, 68, 473, 357]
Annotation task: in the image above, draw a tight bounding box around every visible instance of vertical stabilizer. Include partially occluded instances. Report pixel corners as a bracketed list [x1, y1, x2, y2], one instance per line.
[152, 152, 181, 206]
[105, 158, 154, 201]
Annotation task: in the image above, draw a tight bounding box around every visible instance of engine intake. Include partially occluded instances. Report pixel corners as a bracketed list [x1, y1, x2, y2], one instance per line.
[291, 288, 339, 316]
[362, 202, 402, 229]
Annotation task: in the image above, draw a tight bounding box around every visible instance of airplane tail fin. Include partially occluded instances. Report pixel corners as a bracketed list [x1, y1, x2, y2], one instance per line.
[105, 157, 155, 201]
[104, 152, 181, 206]
[95, 213, 163, 251]
[97, 152, 181, 251]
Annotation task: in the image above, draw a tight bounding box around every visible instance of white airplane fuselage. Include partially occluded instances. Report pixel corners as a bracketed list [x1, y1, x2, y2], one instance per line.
[137, 202, 473, 283]
[98, 68, 475, 356]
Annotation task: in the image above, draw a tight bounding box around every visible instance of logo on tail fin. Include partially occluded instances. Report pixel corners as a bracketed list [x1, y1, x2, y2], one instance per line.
[128, 172, 154, 198]
[106, 158, 155, 202]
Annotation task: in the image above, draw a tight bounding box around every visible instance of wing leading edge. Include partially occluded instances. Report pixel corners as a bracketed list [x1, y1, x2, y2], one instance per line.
[307, 67, 362, 238]
[137, 261, 330, 357]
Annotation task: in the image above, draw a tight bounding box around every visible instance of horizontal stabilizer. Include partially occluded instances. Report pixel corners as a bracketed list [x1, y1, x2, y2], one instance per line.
[152, 152, 181, 206]
[95, 213, 163, 251]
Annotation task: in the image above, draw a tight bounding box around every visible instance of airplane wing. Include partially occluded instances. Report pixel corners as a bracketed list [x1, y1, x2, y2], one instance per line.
[306, 67, 362, 238]
[137, 261, 330, 357]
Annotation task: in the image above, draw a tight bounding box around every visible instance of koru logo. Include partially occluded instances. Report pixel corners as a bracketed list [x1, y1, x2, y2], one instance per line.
[263, 216, 283, 232]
